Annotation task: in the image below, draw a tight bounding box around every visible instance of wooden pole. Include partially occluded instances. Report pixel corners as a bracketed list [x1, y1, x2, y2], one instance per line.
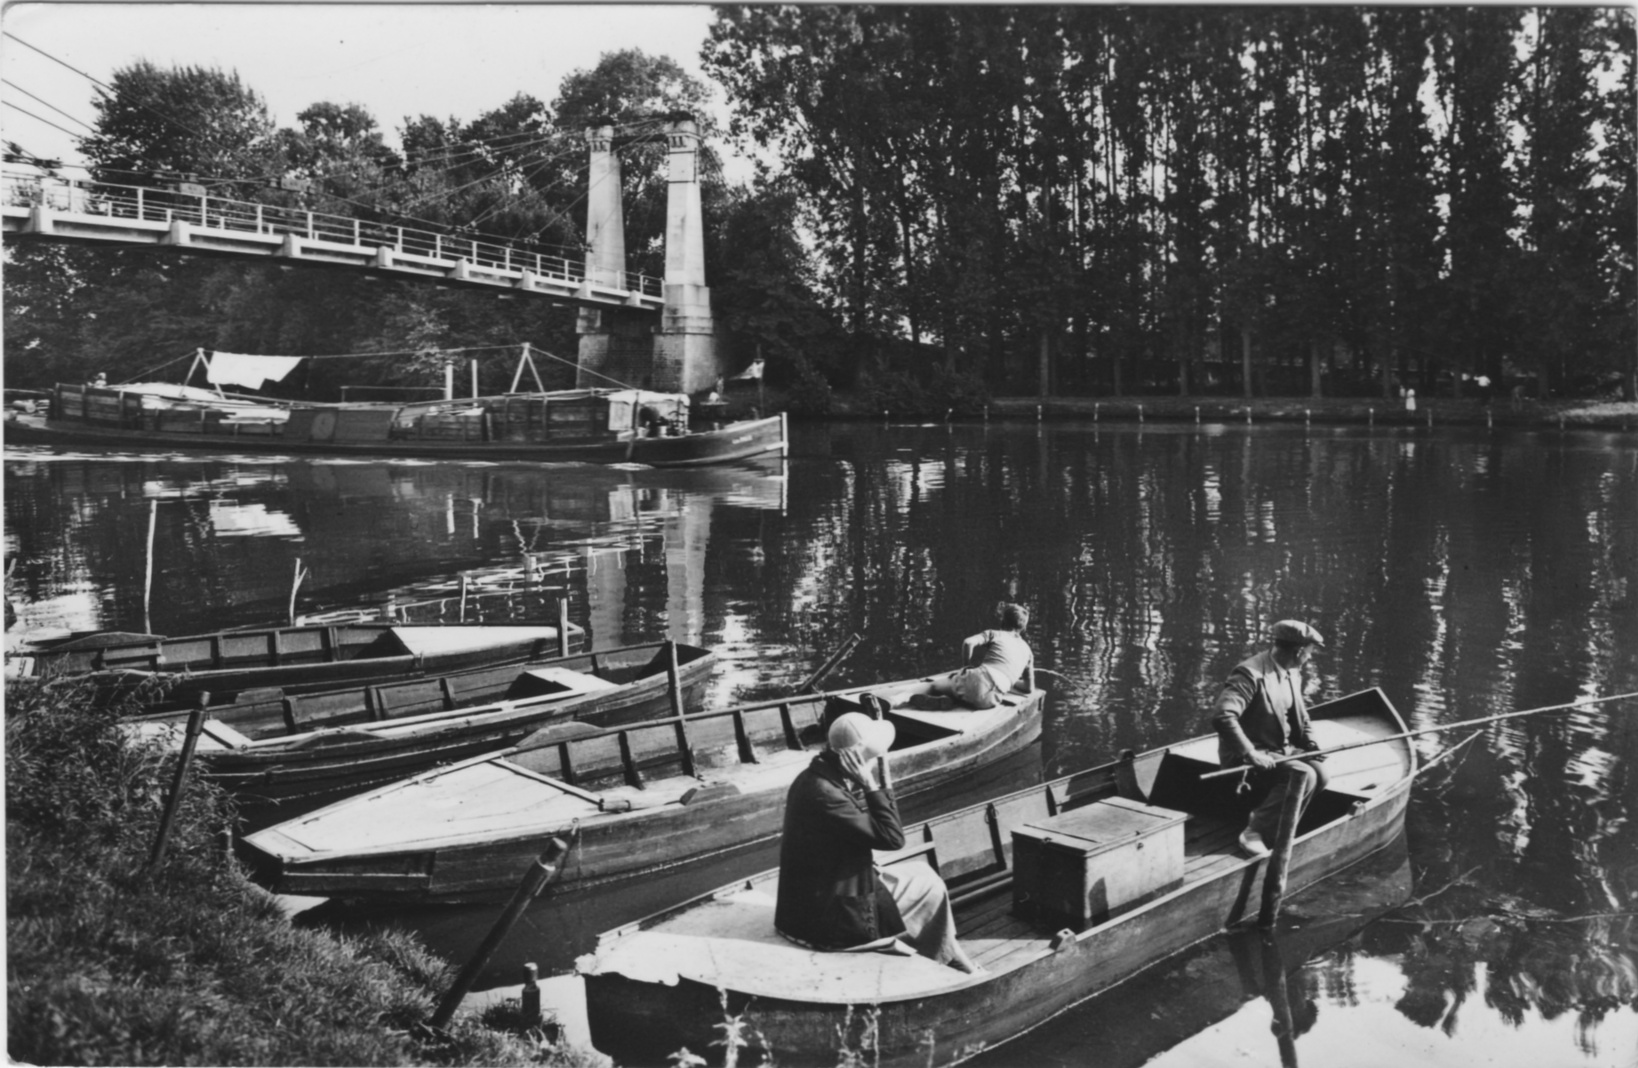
[459, 573, 469, 622]
[1260, 934, 1300, 1068]
[666, 640, 696, 777]
[1258, 765, 1312, 927]
[1200, 690, 1638, 781]
[429, 837, 570, 1030]
[287, 558, 307, 626]
[557, 597, 571, 657]
[520, 963, 541, 1027]
[799, 632, 862, 693]
[146, 696, 210, 871]
[143, 499, 157, 634]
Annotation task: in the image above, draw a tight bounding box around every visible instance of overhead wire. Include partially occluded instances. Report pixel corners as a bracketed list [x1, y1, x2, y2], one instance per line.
[2, 100, 82, 142]
[1, 77, 95, 130]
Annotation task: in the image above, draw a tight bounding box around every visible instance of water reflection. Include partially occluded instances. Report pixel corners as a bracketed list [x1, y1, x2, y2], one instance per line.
[4, 423, 1635, 1066]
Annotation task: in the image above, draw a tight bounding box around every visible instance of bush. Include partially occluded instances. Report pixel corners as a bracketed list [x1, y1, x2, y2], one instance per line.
[5, 679, 580, 1067]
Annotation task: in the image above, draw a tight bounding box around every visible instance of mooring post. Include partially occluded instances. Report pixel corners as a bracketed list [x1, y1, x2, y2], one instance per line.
[666, 640, 696, 778]
[146, 695, 211, 872]
[429, 837, 571, 1031]
[1258, 766, 1312, 927]
[1245, 407, 1252, 424]
[1137, 404, 1144, 424]
[1368, 408, 1374, 427]
[557, 597, 571, 658]
[520, 962, 541, 1026]
[1195, 406, 1200, 424]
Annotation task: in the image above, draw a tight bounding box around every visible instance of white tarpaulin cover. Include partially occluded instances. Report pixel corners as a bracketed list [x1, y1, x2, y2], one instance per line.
[206, 352, 305, 390]
[388, 625, 564, 657]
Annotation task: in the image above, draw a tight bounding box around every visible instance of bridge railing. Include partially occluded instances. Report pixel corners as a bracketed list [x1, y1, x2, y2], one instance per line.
[1, 167, 662, 298]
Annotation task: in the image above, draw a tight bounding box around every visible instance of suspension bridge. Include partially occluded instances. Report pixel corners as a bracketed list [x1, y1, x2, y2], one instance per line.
[0, 119, 720, 393]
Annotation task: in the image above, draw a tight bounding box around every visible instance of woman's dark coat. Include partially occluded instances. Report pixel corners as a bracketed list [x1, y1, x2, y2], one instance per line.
[774, 750, 907, 949]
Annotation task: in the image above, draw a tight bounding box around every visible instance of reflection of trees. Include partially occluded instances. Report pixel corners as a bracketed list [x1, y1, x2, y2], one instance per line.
[1379, 912, 1637, 1054]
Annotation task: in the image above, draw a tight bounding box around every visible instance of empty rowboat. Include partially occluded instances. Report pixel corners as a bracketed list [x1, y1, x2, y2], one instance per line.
[12, 621, 585, 707]
[240, 673, 1046, 904]
[125, 640, 715, 818]
[577, 687, 1418, 1068]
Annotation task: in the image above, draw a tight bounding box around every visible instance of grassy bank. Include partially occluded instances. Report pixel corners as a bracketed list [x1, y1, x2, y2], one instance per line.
[4, 679, 602, 1067]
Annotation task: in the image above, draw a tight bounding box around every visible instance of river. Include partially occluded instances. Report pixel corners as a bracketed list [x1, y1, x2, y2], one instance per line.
[5, 419, 1635, 1067]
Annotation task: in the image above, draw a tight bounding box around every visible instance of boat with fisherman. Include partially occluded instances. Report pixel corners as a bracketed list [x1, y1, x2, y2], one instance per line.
[3, 346, 787, 467]
[10, 620, 584, 709]
[240, 673, 1046, 905]
[125, 640, 716, 820]
[576, 686, 1419, 1067]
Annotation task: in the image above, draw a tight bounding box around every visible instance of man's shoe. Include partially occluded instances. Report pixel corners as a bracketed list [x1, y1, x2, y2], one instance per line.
[1238, 830, 1272, 859]
[909, 693, 955, 711]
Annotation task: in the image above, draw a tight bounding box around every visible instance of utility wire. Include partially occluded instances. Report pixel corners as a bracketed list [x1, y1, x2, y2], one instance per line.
[1, 77, 95, 130]
[3, 100, 83, 141]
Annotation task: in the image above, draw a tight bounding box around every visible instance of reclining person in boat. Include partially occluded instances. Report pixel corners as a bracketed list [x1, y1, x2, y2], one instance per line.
[1213, 619, 1331, 859]
[921, 602, 1034, 710]
[774, 712, 980, 973]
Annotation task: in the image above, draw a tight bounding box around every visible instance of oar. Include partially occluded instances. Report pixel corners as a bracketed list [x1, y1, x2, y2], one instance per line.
[799, 632, 862, 693]
[1201, 690, 1638, 781]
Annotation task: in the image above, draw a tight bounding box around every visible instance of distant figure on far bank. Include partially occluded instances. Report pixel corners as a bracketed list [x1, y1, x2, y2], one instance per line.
[919, 602, 1033, 710]
[1213, 620, 1330, 859]
[91, 373, 108, 388]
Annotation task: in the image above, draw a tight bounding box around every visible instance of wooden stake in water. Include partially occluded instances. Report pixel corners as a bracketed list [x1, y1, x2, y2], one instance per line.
[557, 597, 571, 657]
[146, 696, 210, 872]
[1258, 765, 1312, 927]
[666, 640, 696, 778]
[430, 837, 571, 1031]
[143, 499, 157, 634]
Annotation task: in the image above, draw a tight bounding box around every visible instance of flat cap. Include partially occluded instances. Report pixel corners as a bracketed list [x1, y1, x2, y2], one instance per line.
[1270, 619, 1325, 647]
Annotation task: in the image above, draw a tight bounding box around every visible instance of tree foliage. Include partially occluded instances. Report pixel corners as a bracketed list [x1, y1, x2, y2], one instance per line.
[705, 6, 1636, 399]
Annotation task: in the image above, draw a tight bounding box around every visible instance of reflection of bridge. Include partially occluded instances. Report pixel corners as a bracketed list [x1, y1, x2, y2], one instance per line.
[0, 118, 719, 391]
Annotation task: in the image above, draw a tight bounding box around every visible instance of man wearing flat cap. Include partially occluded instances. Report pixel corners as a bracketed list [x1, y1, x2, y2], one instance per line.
[775, 710, 978, 972]
[1213, 619, 1330, 858]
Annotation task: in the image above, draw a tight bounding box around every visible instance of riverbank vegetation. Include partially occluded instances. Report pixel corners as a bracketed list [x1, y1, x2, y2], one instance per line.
[3, 9, 1633, 412]
[4, 679, 598, 1066]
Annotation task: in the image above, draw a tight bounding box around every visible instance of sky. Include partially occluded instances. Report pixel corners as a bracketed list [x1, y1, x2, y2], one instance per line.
[0, 2, 734, 172]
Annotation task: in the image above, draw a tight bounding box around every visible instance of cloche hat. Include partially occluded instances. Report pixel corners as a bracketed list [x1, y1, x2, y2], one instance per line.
[827, 711, 896, 760]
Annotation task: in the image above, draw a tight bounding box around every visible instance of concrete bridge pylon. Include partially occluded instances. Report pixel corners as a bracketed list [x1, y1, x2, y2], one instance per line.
[576, 118, 720, 396]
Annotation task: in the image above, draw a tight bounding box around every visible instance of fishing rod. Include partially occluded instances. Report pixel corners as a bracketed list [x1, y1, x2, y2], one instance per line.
[1200, 690, 1638, 781]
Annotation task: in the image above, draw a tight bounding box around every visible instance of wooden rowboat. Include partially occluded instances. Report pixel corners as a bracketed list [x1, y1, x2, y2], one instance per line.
[11, 621, 584, 708]
[577, 687, 1418, 1067]
[240, 674, 1046, 904]
[125, 641, 716, 818]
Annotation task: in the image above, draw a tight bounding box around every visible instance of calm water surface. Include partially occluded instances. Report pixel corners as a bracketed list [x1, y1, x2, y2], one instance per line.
[5, 420, 1636, 1067]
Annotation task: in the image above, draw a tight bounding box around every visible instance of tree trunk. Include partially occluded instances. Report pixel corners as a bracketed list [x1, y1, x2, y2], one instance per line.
[1241, 327, 1254, 399]
[1038, 330, 1051, 399]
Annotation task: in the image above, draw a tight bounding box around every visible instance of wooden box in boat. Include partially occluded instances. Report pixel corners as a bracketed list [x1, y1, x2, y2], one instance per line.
[577, 687, 1418, 1068]
[1010, 795, 1188, 930]
[239, 675, 1046, 904]
[12, 622, 584, 707]
[124, 641, 716, 819]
